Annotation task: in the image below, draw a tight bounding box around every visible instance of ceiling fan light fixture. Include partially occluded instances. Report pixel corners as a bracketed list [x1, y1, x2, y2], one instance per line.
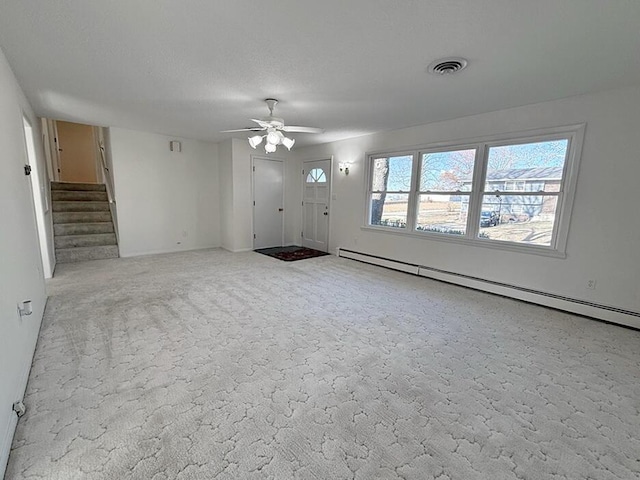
[248, 135, 264, 149]
[231, 98, 321, 153]
[282, 137, 295, 150]
[266, 130, 281, 145]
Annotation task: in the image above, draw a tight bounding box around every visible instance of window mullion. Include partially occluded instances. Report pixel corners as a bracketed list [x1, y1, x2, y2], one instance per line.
[467, 144, 486, 238]
[406, 152, 420, 232]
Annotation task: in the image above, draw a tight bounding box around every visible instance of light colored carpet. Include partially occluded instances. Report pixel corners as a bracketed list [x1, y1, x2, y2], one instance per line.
[6, 249, 640, 479]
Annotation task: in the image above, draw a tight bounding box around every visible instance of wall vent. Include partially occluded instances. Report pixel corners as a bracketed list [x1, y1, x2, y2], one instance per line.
[427, 57, 468, 75]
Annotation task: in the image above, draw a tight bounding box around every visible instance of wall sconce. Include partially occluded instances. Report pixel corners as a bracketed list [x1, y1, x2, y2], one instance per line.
[339, 162, 351, 175]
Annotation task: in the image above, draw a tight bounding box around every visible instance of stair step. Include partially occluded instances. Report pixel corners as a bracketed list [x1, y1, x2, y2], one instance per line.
[53, 211, 112, 224]
[54, 222, 114, 236]
[51, 182, 106, 192]
[55, 233, 117, 249]
[55, 245, 119, 263]
[51, 190, 108, 202]
[52, 201, 110, 212]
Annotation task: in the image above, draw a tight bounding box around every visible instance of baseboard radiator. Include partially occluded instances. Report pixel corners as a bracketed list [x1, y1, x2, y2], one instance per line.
[337, 248, 640, 330]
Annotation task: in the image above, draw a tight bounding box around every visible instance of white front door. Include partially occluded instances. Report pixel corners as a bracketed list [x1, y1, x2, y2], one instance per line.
[302, 159, 331, 252]
[253, 157, 284, 249]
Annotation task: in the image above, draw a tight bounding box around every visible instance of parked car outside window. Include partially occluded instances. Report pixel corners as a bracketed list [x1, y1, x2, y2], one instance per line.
[480, 210, 499, 227]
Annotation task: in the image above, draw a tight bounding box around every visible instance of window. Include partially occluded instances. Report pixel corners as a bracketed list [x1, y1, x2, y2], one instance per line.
[306, 168, 327, 183]
[416, 148, 476, 236]
[365, 125, 584, 255]
[368, 154, 413, 228]
[479, 139, 568, 246]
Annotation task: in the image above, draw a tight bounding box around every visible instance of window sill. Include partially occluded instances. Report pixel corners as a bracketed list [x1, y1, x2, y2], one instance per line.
[360, 225, 567, 259]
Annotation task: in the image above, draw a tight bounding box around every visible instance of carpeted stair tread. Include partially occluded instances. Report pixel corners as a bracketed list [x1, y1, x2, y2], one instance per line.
[55, 245, 119, 263]
[53, 211, 112, 224]
[52, 201, 110, 212]
[51, 182, 106, 192]
[51, 190, 108, 202]
[54, 222, 114, 236]
[55, 233, 117, 249]
[51, 181, 119, 263]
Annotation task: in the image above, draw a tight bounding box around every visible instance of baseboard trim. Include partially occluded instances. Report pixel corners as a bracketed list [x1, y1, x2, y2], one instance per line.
[120, 245, 221, 258]
[0, 414, 18, 479]
[337, 248, 640, 330]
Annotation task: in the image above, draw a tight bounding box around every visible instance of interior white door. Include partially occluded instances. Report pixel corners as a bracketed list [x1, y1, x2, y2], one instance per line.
[253, 157, 284, 249]
[302, 159, 331, 251]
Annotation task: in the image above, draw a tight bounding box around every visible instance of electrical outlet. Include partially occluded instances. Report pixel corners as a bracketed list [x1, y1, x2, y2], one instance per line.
[586, 279, 597, 290]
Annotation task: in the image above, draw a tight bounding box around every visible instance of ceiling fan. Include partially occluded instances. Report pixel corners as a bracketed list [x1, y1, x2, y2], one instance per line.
[221, 99, 323, 153]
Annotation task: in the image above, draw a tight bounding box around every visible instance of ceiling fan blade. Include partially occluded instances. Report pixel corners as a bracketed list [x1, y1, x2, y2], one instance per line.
[220, 127, 265, 133]
[281, 125, 324, 134]
[250, 118, 272, 127]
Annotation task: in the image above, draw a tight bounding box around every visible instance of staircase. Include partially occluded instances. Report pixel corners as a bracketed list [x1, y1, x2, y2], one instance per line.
[52, 182, 119, 263]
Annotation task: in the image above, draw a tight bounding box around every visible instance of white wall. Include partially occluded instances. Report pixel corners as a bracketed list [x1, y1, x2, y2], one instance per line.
[0, 47, 48, 477]
[109, 128, 221, 257]
[231, 139, 253, 252]
[283, 149, 303, 246]
[218, 138, 297, 252]
[293, 85, 640, 319]
[218, 139, 234, 251]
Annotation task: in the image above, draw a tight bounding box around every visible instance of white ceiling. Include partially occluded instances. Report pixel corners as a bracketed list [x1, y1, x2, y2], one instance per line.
[1, 1, 640, 147]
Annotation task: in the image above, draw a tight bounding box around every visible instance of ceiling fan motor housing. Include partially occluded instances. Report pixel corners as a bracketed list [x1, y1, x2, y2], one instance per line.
[265, 98, 278, 113]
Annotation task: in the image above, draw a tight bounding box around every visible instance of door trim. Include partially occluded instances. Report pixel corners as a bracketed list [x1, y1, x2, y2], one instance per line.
[252, 155, 285, 249]
[302, 157, 333, 251]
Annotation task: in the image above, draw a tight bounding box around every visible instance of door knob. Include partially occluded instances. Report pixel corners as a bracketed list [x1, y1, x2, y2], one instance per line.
[323, 212, 328, 216]
[278, 208, 284, 212]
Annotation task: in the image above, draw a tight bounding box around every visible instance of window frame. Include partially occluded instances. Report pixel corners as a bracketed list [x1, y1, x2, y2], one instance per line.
[414, 144, 480, 237]
[306, 167, 327, 183]
[362, 124, 585, 258]
[365, 150, 416, 229]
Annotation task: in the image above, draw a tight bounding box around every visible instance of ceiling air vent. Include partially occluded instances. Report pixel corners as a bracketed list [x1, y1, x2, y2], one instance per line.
[427, 57, 468, 75]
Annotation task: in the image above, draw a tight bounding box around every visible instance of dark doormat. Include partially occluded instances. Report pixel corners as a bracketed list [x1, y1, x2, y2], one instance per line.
[255, 246, 329, 262]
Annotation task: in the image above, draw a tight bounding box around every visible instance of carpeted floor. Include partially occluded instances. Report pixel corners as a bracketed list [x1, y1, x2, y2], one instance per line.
[6, 249, 640, 479]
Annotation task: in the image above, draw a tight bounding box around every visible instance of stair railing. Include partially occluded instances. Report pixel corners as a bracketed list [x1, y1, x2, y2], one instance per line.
[98, 141, 119, 242]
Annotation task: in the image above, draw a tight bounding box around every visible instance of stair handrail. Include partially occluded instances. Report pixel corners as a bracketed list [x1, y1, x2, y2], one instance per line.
[98, 142, 115, 203]
[98, 140, 119, 241]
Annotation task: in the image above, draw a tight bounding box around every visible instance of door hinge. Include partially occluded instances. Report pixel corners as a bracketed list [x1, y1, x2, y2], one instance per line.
[301, 231, 303, 237]
[253, 234, 256, 239]
[301, 201, 304, 206]
[253, 166, 255, 172]
[253, 201, 255, 206]
[24, 165, 31, 176]
[302, 169, 304, 175]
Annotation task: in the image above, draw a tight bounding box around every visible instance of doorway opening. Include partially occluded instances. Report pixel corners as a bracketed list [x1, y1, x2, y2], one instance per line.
[47, 120, 102, 183]
[23, 117, 53, 278]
